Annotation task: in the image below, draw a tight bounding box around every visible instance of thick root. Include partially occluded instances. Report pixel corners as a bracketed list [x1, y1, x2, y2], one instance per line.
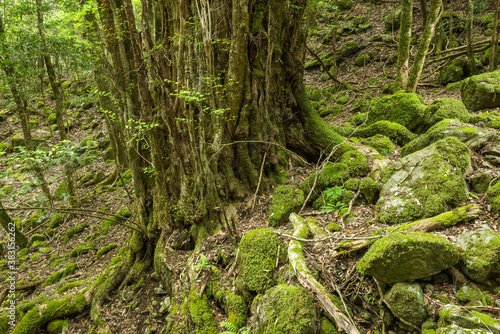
[288, 213, 360, 334]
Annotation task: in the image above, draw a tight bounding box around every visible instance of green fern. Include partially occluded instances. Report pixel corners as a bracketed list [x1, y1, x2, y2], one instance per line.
[219, 321, 249, 334]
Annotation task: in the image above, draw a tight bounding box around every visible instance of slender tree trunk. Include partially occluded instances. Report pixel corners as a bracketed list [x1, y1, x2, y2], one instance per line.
[36, 0, 79, 208]
[490, 0, 500, 71]
[420, 0, 428, 26]
[394, 0, 413, 89]
[0, 201, 28, 249]
[466, 0, 479, 75]
[407, 0, 443, 92]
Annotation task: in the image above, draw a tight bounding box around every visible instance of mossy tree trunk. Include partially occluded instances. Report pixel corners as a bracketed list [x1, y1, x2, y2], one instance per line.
[490, 0, 500, 71]
[394, 0, 413, 90]
[81, 0, 351, 326]
[0, 201, 28, 249]
[35, 0, 79, 208]
[406, 0, 443, 92]
[466, 0, 479, 75]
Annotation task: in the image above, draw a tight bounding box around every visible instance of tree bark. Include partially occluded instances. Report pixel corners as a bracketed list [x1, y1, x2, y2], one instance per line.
[0, 201, 28, 249]
[407, 0, 443, 92]
[466, 0, 479, 75]
[394, 0, 413, 90]
[36, 0, 79, 208]
[490, 0, 500, 71]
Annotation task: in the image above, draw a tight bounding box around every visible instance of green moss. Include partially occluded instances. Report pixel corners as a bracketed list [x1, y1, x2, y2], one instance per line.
[349, 112, 368, 126]
[487, 182, 500, 214]
[30, 234, 45, 243]
[226, 292, 247, 329]
[344, 178, 360, 191]
[93, 171, 106, 185]
[96, 244, 118, 258]
[299, 163, 350, 203]
[54, 182, 66, 201]
[238, 229, 284, 294]
[460, 70, 500, 111]
[471, 173, 492, 194]
[101, 216, 117, 235]
[469, 111, 500, 129]
[115, 207, 132, 218]
[361, 134, 395, 156]
[80, 173, 93, 183]
[359, 177, 381, 204]
[69, 243, 94, 257]
[47, 113, 57, 125]
[268, 185, 305, 227]
[340, 150, 369, 177]
[55, 277, 91, 295]
[327, 222, 341, 232]
[366, 92, 427, 133]
[46, 319, 69, 334]
[355, 54, 370, 66]
[425, 98, 470, 127]
[455, 286, 488, 305]
[356, 120, 416, 146]
[186, 288, 218, 334]
[432, 294, 450, 304]
[44, 263, 78, 286]
[0, 142, 10, 154]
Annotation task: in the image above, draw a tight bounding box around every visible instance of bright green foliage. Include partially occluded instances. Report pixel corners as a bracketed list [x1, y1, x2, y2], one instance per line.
[361, 134, 395, 156]
[316, 186, 347, 212]
[349, 112, 368, 126]
[299, 163, 350, 204]
[268, 185, 304, 227]
[250, 284, 316, 334]
[366, 92, 428, 133]
[356, 121, 416, 146]
[238, 229, 285, 294]
[327, 222, 341, 232]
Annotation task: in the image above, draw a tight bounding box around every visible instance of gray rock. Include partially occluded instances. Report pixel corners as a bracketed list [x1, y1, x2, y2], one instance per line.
[377, 137, 471, 225]
[250, 284, 316, 334]
[357, 232, 460, 284]
[438, 304, 500, 333]
[456, 230, 500, 283]
[437, 324, 491, 334]
[482, 143, 500, 166]
[384, 283, 428, 327]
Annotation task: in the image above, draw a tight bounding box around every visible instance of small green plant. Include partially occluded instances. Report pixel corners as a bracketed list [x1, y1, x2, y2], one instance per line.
[220, 321, 250, 334]
[320, 186, 348, 213]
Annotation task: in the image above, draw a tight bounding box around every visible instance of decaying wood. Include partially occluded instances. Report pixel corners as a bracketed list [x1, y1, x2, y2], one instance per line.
[332, 204, 481, 258]
[288, 213, 360, 334]
[0, 281, 41, 305]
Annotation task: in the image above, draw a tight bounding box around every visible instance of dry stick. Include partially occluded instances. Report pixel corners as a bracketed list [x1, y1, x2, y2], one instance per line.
[288, 213, 360, 334]
[306, 46, 342, 84]
[0, 281, 42, 305]
[251, 150, 268, 212]
[425, 40, 490, 67]
[1, 206, 145, 235]
[339, 190, 360, 228]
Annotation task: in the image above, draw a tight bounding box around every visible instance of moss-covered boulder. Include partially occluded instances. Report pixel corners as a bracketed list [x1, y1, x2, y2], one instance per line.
[299, 163, 350, 204]
[455, 286, 490, 305]
[401, 119, 494, 157]
[250, 284, 316, 334]
[359, 177, 380, 204]
[49, 213, 66, 229]
[437, 58, 466, 85]
[339, 150, 369, 177]
[470, 172, 492, 194]
[487, 182, 500, 214]
[333, 0, 353, 11]
[344, 178, 360, 191]
[461, 70, 500, 111]
[425, 98, 470, 127]
[437, 304, 500, 333]
[377, 137, 470, 224]
[268, 185, 304, 227]
[355, 54, 370, 66]
[237, 229, 285, 294]
[361, 135, 395, 156]
[356, 120, 416, 146]
[337, 41, 361, 61]
[93, 171, 106, 185]
[384, 283, 428, 327]
[456, 230, 500, 283]
[469, 111, 500, 129]
[186, 288, 218, 334]
[366, 92, 428, 133]
[357, 232, 460, 284]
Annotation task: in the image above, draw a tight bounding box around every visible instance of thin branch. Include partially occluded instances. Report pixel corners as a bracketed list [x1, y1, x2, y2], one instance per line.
[306, 46, 342, 83]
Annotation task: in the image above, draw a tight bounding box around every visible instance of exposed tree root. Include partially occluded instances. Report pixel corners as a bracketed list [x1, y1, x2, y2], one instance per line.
[332, 204, 481, 258]
[288, 213, 360, 334]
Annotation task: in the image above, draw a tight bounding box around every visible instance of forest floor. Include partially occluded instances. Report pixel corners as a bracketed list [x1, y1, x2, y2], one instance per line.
[0, 0, 499, 333]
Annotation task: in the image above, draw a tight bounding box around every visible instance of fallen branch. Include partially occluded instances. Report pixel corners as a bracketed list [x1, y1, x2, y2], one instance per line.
[288, 213, 360, 334]
[0, 281, 42, 305]
[332, 204, 481, 258]
[339, 190, 360, 227]
[306, 47, 342, 83]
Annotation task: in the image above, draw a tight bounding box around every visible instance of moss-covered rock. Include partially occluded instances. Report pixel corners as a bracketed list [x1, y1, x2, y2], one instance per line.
[469, 111, 500, 129]
[49, 213, 66, 229]
[437, 304, 500, 332]
[384, 6, 402, 32]
[377, 137, 470, 224]
[69, 243, 94, 257]
[93, 171, 106, 185]
[361, 134, 395, 156]
[455, 286, 487, 305]
[46, 319, 69, 334]
[333, 0, 353, 11]
[299, 163, 350, 204]
[425, 98, 470, 127]
[47, 113, 57, 125]
[437, 58, 466, 85]
[344, 178, 360, 191]
[337, 41, 361, 61]
[237, 229, 285, 294]
[487, 182, 500, 215]
[366, 92, 428, 133]
[250, 284, 316, 334]
[461, 70, 500, 111]
[326, 222, 341, 232]
[44, 263, 78, 286]
[268, 185, 304, 227]
[356, 120, 416, 146]
[471, 172, 492, 194]
[339, 150, 369, 177]
[385, 283, 428, 327]
[43, 228, 56, 238]
[401, 119, 494, 157]
[349, 112, 368, 126]
[357, 232, 460, 284]
[456, 230, 500, 283]
[185, 288, 218, 334]
[96, 244, 118, 258]
[30, 234, 45, 244]
[116, 207, 132, 218]
[355, 54, 370, 66]
[359, 177, 380, 204]
[80, 173, 93, 183]
[481, 47, 500, 66]
[319, 317, 339, 334]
